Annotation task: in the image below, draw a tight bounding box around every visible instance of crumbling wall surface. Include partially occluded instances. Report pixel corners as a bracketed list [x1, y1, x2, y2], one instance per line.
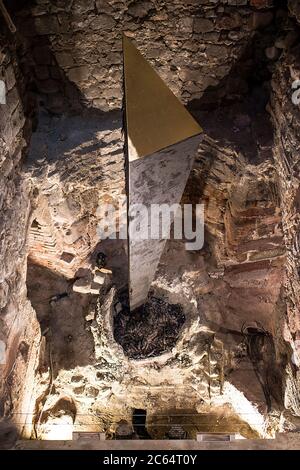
[26, 110, 125, 278]
[288, 0, 300, 24]
[269, 26, 300, 356]
[12, 0, 276, 113]
[0, 27, 40, 437]
[33, 287, 267, 440]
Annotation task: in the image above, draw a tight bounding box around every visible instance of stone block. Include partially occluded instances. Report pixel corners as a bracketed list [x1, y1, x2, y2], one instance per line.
[34, 15, 61, 35]
[86, 386, 99, 398]
[216, 13, 242, 31]
[92, 98, 110, 111]
[183, 40, 199, 53]
[67, 66, 90, 83]
[50, 0, 72, 13]
[73, 278, 91, 294]
[84, 85, 102, 100]
[31, 4, 49, 16]
[55, 52, 74, 68]
[177, 17, 194, 33]
[90, 282, 101, 294]
[178, 68, 200, 82]
[73, 385, 85, 394]
[99, 268, 112, 275]
[85, 311, 95, 321]
[95, 0, 114, 14]
[90, 14, 116, 30]
[93, 271, 106, 285]
[72, 0, 95, 14]
[205, 45, 229, 60]
[127, 1, 153, 18]
[102, 86, 122, 100]
[193, 18, 214, 34]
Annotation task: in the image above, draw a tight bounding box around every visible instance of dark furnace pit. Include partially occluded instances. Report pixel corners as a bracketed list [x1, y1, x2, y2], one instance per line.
[114, 296, 185, 359]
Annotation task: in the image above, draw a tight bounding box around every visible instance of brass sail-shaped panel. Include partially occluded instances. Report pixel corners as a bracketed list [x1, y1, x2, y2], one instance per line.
[123, 35, 202, 162]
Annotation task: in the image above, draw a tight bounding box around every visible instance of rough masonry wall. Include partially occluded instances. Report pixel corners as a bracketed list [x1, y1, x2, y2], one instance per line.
[12, 0, 275, 113]
[0, 25, 40, 435]
[270, 43, 300, 349]
[1, 0, 297, 437]
[10, 0, 280, 280]
[26, 110, 124, 278]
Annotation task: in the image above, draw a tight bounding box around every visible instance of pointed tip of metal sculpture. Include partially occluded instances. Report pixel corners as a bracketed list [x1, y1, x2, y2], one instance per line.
[123, 34, 202, 162]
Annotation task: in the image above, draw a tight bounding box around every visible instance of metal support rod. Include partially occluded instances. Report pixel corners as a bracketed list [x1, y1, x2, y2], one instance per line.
[0, 0, 16, 34]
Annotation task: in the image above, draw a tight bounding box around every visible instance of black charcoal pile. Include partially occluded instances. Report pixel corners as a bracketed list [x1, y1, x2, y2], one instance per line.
[114, 296, 185, 359]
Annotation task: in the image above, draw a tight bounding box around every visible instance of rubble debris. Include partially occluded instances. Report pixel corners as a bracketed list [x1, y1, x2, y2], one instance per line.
[114, 296, 185, 359]
[73, 277, 94, 294]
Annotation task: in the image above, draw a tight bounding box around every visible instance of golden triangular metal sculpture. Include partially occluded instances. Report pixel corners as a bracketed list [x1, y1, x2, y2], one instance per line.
[123, 35, 202, 162]
[123, 35, 203, 311]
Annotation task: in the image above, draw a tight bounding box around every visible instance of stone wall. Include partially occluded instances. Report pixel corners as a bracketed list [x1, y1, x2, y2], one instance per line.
[8, 0, 282, 283]
[0, 23, 40, 436]
[269, 43, 300, 347]
[26, 110, 124, 278]
[1, 0, 299, 438]
[11, 0, 276, 113]
[168, 128, 286, 333]
[262, 1, 300, 361]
